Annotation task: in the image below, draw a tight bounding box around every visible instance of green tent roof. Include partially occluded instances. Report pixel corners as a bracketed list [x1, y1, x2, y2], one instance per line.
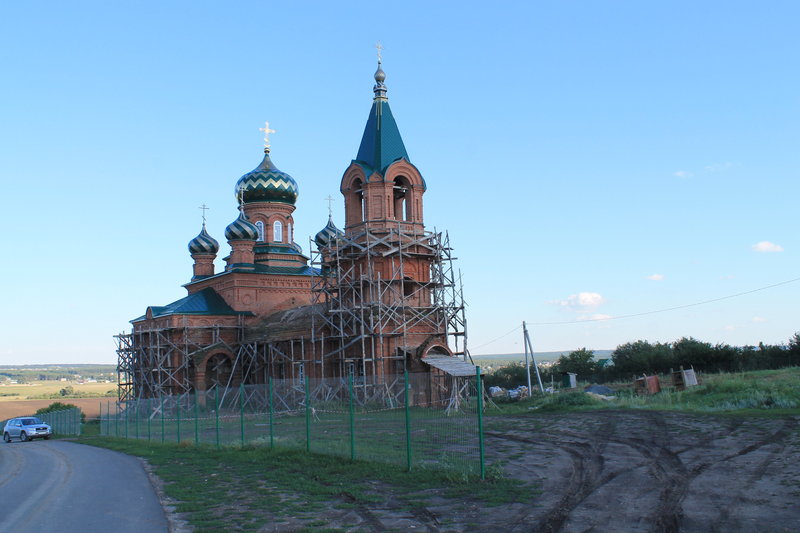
[355, 99, 408, 175]
[133, 287, 250, 322]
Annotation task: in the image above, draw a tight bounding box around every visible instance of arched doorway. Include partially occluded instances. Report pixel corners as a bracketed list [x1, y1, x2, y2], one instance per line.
[205, 353, 233, 391]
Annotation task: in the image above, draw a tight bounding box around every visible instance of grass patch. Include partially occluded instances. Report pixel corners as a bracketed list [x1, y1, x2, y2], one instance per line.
[485, 367, 800, 416]
[77, 436, 527, 532]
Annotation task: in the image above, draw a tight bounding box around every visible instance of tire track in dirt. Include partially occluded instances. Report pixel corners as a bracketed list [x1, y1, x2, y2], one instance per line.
[487, 416, 617, 533]
[615, 413, 796, 533]
[338, 489, 442, 532]
[701, 418, 798, 533]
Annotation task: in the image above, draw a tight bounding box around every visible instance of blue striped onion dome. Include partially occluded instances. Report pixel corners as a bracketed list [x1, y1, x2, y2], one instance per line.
[314, 215, 344, 248]
[235, 151, 299, 205]
[188, 225, 220, 254]
[225, 211, 259, 241]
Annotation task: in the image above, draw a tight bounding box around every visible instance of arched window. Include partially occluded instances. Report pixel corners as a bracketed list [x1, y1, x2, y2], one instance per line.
[351, 179, 364, 222]
[255, 221, 265, 242]
[273, 220, 283, 242]
[393, 177, 410, 221]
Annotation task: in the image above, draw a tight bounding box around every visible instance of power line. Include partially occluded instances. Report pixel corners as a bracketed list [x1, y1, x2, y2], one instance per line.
[471, 324, 522, 350]
[526, 276, 800, 326]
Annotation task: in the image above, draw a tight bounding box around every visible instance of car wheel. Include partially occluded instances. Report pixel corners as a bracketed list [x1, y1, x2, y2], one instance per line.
[20, 432, 28, 442]
[44, 435, 51, 440]
[3, 433, 9, 443]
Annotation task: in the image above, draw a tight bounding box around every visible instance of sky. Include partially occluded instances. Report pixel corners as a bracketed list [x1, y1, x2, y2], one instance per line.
[1, 1, 798, 364]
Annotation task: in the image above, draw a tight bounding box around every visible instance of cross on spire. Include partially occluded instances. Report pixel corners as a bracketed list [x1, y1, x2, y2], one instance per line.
[237, 184, 246, 210]
[325, 195, 335, 217]
[375, 41, 383, 64]
[259, 121, 276, 152]
[199, 204, 210, 227]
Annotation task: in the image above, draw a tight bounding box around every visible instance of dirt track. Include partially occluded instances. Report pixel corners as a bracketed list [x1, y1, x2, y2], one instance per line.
[278, 410, 800, 532]
[479, 410, 800, 533]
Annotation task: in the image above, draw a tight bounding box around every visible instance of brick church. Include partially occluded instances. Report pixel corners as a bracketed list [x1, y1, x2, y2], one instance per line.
[118, 58, 473, 403]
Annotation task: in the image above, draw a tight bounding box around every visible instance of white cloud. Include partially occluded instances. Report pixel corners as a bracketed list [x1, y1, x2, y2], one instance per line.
[673, 170, 693, 178]
[553, 292, 606, 310]
[752, 241, 784, 253]
[646, 274, 664, 281]
[752, 316, 767, 323]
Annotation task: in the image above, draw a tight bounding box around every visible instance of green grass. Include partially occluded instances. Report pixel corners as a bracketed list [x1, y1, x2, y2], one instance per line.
[77, 436, 528, 532]
[486, 367, 800, 416]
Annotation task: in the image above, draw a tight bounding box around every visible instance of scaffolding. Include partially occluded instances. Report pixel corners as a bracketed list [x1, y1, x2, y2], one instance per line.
[115, 315, 245, 407]
[116, 222, 471, 411]
[309, 221, 471, 378]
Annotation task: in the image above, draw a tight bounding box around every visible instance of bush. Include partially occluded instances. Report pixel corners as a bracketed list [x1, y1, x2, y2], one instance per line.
[35, 402, 86, 423]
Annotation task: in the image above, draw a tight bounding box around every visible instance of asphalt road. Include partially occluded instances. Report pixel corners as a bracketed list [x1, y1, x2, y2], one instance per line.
[0, 439, 169, 533]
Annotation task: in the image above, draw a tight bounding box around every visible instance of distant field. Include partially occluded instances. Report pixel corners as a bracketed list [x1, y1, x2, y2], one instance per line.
[0, 398, 110, 420]
[0, 381, 115, 400]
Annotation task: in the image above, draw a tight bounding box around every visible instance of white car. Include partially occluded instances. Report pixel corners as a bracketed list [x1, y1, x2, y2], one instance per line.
[3, 417, 52, 442]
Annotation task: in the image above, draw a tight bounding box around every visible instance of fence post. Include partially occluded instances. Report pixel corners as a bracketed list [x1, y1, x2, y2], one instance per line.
[268, 378, 274, 449]
[194, 389, 199, 445]
[404, 371, 412, 472]
[147, 397, 152, 442]
[135, 400, 139, 440]
[476, 365, 485, 480]
[160, 394, 165, 444]
[349, 374, 355, 461]
[215, 387, 220, 449]
[124, 402, 129, 439]
[115, 402, 119, 438]
[304, 375, 311, 452]
[240, 383, 245, 446]
[99, 402, 103, 435]
[176, 396, 182, 443]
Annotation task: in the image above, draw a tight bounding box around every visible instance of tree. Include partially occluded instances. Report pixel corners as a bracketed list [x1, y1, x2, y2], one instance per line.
[36, 402, 85, 423]
[557, 348, 597, 379]
[789, 332, 800, 364]
[59, 385, 75, 397]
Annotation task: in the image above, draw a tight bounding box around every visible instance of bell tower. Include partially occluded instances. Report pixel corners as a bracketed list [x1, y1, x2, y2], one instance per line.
[340, 57, 426, 235]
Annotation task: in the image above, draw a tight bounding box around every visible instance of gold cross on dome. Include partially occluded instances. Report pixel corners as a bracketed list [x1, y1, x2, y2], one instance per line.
[259, 121, 276, 150]
[199, 204, 210, 226]
[375, 41, 383, 63]
[237, 184, 246, 208]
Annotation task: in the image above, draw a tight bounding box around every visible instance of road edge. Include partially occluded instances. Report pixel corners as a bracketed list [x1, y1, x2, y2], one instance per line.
[139, 458, 193, 533]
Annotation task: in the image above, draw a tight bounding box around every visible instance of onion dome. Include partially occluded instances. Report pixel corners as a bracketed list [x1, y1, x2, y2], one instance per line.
[225, 211, 259, 241]
[235, 151, 299, 205]
[188, 225, 220, 255]
[314, 215, 344, 248]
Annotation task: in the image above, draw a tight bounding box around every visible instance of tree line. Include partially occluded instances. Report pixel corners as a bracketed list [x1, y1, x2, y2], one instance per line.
[485, 332, 800, 388]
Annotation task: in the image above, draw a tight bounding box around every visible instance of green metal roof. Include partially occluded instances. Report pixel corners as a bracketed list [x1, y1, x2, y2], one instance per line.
[133, 287, 250, 322]
[355, 99, 409, 175]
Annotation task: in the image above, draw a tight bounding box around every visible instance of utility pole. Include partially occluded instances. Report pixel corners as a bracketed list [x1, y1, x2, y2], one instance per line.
[523, 321, 545, 394]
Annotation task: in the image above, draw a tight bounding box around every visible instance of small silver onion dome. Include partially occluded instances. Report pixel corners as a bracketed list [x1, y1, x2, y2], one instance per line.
[188, 225, 220, 254]
[374, 64, 386, 83]
[314, 215, 344, 248]
[225, 211, 259, 241]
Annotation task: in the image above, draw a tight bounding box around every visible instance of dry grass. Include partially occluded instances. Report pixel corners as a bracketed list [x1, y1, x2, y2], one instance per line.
[0, 381, 114, 400]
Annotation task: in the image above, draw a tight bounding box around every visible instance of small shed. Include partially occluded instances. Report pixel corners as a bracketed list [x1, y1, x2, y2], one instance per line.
[561, 372, 577, 389]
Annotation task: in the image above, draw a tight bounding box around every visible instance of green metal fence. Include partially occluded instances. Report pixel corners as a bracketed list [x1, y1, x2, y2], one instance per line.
[27, 407, 82, 436]
[101, 370, 486, 477]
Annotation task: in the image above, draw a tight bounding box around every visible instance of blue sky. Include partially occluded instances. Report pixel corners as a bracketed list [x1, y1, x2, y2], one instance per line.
[1, 1, 797, 364]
